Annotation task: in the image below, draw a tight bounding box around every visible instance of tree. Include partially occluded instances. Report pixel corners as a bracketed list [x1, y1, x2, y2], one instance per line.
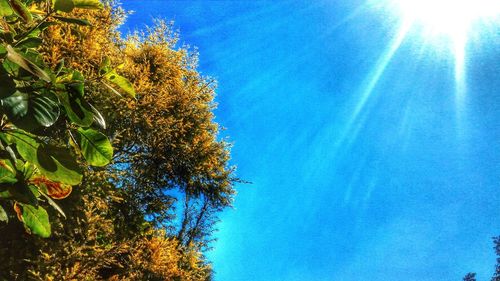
[0, 1, 236, 280]
[463, 236, 500, 281]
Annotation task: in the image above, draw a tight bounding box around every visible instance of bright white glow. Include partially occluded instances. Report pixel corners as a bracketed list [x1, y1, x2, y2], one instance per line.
[391, 0, 499, 64]
[384, 0, 499, 142]
[394, 0, 499, 38]
[388, 0, 499, 112]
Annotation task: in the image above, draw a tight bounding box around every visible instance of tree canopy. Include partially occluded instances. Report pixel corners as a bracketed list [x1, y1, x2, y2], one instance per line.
[0, 1, 237, 280]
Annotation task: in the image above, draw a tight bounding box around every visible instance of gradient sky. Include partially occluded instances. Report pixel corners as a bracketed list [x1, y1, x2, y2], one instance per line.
[120, 1, 500, 280]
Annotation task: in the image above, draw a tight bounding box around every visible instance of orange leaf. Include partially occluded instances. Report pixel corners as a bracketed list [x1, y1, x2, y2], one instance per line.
[30, 176, 73, 199]
[13, 202, 22, 222]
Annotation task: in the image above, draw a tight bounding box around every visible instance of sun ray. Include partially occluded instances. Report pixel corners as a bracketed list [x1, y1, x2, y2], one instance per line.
[332, 21, 411, 152]
[453, 30, 469, 144]
[352, 21, 411, 123]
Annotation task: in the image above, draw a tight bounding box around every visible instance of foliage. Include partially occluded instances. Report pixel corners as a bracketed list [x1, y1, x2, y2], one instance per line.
[0, 183, 211, 280]
[464, 273, 476, 281]
[0, 0, 131, 238]
[492, 236, 500, 281]
[0, 0, 236, 280]
[463, 236, 500, 281]
[38, 0, 236, 241]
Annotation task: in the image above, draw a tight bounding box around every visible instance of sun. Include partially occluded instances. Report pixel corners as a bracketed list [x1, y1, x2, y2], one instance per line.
[385, 0, 499, 105]
[393, 0, 498, 39]
[387, 0, 499, 59]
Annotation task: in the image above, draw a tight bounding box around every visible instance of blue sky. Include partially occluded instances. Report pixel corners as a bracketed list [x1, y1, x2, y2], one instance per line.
[120, 1, 500, 280]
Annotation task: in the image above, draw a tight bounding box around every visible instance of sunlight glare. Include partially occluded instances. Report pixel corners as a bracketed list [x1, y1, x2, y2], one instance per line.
[389, 0, 499, 121]
[394, 0, 498, 38]
[391, 0, 499, 69]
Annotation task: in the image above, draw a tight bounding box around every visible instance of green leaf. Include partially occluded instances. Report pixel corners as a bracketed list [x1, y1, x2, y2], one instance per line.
[20, 161, 36, 179]
[0, 158, 17, 184]
[0, 190, 10, 198]
[6, 45, 50, 82]
[0, 0, 13, 16]
[7, 131, 82, 185]
[1, 91, 60, 130]
[16, 37, 43, 48]
[0, 205, 7, 222]
[104, 71, 136, 98]
[68, 71, 85, 97]
[53, 15, 90, 26]
[73, 0, 102, 9]
[7, 0, 32, 23]
[53, 0, 74, 12]
[3, 55, 22, 78]
[57, 71, 93, 126]
[59, 88, 93, 127]
[21, 204, 51, 237]
[76, 128, 112, 167]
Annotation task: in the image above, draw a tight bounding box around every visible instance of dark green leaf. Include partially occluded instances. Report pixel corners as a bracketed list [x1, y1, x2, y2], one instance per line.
[21, 204, 51, 237]
[1, 91, 60, 130]
[16, 37, 43, 48]
[59, 88, 93, 127]
[38, 21, 58, 30]
[76, 128, 112, 167]
[68, 71, 85, 97]
[53, 15, 90, 26]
